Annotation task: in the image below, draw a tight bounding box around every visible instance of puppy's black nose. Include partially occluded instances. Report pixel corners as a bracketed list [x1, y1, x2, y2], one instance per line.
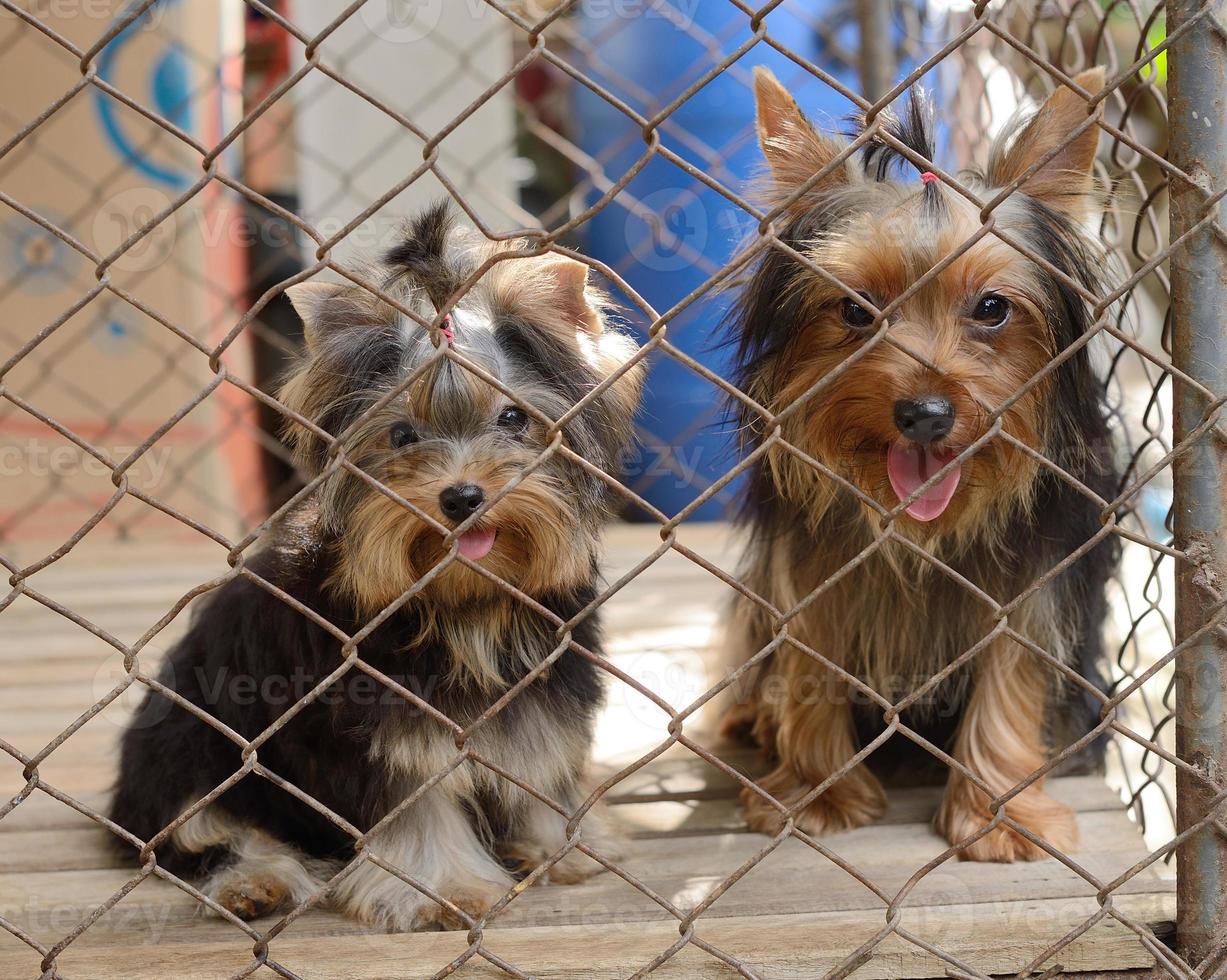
[439, 484, 485, 520]
[893, 396, 955, 444]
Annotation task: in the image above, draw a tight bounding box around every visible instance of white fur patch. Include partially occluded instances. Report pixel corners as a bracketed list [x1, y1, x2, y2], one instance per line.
[330, 790, 512, 931]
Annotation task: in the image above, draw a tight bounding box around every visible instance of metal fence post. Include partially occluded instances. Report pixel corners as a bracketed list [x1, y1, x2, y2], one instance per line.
[1168, 0, 1227, 971]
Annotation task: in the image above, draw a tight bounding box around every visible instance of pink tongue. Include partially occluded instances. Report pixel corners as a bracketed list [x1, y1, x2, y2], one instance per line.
[887, 444, 962, 522]
[456, 527, 497, 561]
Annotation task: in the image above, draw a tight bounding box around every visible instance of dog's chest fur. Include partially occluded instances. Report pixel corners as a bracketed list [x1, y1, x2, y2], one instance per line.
[369, 691, 590, 806]
[747, 506, 1066, 707]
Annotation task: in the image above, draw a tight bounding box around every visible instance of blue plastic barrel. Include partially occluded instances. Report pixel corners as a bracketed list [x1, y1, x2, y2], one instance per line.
[572, 4, 865, 519]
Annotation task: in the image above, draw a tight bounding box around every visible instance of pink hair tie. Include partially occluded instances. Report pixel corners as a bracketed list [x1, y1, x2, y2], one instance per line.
[920, 171, 939, 185]
[440, 312, 455, 345]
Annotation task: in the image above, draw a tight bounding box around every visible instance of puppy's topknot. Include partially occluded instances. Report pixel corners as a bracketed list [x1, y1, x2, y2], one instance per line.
[383, 199, 462, 309]
[854, 88, 938, 183]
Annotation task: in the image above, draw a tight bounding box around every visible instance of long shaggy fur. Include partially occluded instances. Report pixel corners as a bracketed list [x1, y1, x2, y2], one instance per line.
[109, 206, 643, 928]
[724, 68, 1119, 861]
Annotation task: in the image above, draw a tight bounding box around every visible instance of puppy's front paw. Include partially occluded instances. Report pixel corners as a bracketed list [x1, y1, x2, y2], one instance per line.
[411, 879, 507, 931]
[741, 765, 886, 836]
[936, 780, 1078, 862]
[718, 698, 762, 746]
[208, 874, 290, 921]
[498, 804, 623, 885]
[498, 841, 605, 884]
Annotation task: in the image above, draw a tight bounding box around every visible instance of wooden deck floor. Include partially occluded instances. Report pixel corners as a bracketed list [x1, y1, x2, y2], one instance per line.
[0, 525, 1175, 979]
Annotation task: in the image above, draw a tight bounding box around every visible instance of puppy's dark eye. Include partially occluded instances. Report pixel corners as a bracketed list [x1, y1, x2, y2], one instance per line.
[839, 295, 877, 330]
[389, 422, 418, 449]
[497, 406, 529, 434]
[970, 293, 1011, 328]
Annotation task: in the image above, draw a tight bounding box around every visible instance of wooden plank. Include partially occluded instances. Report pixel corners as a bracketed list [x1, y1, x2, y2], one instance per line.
[0, 753, 134, 796]
[0, 734, 121, 774]
[0, 606, 194, 643]
[6, 847, 1165, 946]
[2, 892, 1173, 980]
[2, 714, 133, 748]
[4, 740, 1105, 804]
[0, 600, 194, 629]
[0, 793, 109, 833]
[0, 810, 1166, 944]
[597, 744, 1124, 806]
[0, 770, 1129, 840]
[0, 682, 122, 710]
[0, 688, 1125, 812]
[610, 775, 1129, 837]
[0, 805, 1156, 879]
[0, 830, 129, 872]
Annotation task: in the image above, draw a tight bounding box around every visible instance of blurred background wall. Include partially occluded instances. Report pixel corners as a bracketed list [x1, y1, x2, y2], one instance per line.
[0, 0, 1172, 539]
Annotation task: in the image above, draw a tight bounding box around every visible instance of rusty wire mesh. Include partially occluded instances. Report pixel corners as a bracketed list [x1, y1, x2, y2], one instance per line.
[0, 0, 1224, 977]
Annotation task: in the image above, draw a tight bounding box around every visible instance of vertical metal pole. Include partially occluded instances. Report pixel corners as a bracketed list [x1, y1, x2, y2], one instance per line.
[1168, 0, 1227, 971]
[857, 0, 894, 102]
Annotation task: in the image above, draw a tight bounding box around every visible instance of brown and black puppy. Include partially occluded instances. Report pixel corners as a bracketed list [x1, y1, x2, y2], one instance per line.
[721, 69, 1118, 861]
[110, 204, 643, 927]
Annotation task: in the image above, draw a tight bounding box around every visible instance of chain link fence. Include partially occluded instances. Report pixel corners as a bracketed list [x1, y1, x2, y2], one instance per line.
[1, 0, 1224, 977]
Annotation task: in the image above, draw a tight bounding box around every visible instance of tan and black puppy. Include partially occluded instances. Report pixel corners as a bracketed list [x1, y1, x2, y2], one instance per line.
[111, 204, 643, 928]
[722, 69, 1118, 862]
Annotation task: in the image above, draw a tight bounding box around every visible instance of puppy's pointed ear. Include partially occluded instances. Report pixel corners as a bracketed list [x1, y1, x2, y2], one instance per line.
[754, 67, 849, 197]
[534, 255, 645, 416]
[536, 256, 603, 336]
[987, 67, 1105, 214]
[285, 281, 346, 349]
